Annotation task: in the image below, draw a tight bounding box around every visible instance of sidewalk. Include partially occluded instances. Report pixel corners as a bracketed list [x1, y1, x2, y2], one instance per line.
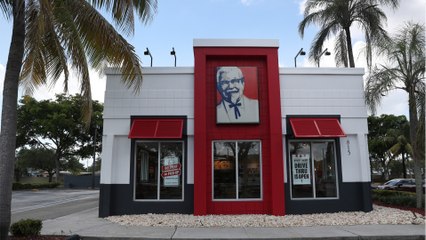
[41, 207, 425, 239]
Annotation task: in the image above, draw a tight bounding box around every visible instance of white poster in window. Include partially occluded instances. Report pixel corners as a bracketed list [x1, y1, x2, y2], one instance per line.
[292, 154, 311, 185]
[161, 156, 181, 187]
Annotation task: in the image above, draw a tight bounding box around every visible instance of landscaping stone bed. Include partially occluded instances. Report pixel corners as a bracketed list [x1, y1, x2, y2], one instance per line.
[106, 204, 425, 228]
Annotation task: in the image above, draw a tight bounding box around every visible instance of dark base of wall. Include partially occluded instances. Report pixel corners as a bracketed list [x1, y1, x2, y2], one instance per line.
[64, 175, 100, 189]
[99, 184, 194, 217]
[285, 182, 373, 214]
[99, 182, 372, 217]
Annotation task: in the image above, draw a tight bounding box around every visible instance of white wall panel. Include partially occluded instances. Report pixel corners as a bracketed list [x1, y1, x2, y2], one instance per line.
[100, 135, 113, 184]
[283, 138, 287, 183]
[340, 135, 361, 182]
[103, 119, 130, 135]
[340, 118, 368, 134]
[279, 68, 368, 120]
[187, 136, 194, 184]
[359, 134, 372, 182]
[110, 135, 131, 184]
[104, 68, 194, 122]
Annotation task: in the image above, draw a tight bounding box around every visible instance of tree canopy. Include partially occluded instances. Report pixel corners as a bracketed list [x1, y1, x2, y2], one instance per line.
[365, 22, 425, 208]
[368, 114, 412, 180]
[16, 94, 103, 182]
[1, 1, 157, 238]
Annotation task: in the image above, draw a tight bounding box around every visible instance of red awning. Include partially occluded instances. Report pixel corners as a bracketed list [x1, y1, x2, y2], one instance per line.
[128, 119, 184, 139]
[289, 118, 346, 138]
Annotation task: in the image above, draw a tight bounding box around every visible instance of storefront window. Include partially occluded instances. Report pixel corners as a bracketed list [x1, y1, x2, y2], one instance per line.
[289, 140, 338, 199]
[135, 141, 183, 200]
[213, 141, 261, 200]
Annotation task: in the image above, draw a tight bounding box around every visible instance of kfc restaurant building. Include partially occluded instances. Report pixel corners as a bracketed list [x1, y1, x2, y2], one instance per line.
[99, 39, 372, 217]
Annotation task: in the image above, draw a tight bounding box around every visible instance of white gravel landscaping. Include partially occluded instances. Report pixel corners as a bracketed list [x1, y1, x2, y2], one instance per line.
[105, 205, 425, 227]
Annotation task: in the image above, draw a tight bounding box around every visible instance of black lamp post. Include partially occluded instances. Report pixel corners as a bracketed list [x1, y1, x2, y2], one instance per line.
[170, 47, 176, 67]
[144, 48, 153, 67]
[294, 48, 306, 68]
[317, 48, 331, 67]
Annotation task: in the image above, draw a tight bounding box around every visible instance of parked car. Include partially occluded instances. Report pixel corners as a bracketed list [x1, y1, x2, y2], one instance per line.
[377, 178, 416, 191]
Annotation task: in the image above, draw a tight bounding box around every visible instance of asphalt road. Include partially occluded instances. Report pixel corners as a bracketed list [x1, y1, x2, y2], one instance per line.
[11, 189, 99, 223]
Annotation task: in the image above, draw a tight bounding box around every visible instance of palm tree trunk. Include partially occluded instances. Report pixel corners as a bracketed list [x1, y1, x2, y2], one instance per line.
[55, 150, 61, 182]
[0, 1, 26, 239]
[344, 27, 355, 68]
[408, 90, 422, 208]
[401, 152, 407, 178]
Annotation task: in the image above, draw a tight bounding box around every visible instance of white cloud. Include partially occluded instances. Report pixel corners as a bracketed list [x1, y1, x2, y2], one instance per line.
[298, 0, 307, 15]
[240, 0, 256, 6]
[0, 64, 5, 128]
[0, 64, 5, 94]
[372, 90, 409, 117]
[384, 0, 425, 34]
[28, 67, 106, 103]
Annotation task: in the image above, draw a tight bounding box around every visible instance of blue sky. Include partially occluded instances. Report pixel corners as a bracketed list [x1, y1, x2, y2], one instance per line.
[0, 0, 425, 118]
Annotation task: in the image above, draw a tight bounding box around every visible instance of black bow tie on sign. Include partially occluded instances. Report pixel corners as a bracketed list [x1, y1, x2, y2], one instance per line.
[228, 100, 242, 119]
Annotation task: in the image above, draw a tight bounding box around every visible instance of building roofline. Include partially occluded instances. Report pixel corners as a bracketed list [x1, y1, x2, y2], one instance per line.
[193, 39, 279, 47]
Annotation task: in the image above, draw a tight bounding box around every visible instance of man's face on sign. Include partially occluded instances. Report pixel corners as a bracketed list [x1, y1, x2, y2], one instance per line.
[217, 67, 245, 104]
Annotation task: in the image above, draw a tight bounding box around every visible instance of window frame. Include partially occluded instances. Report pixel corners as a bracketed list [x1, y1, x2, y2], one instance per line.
[133, 140, 185, 202]
[211, 140, 263, 201]
[288, 139, 340, 200]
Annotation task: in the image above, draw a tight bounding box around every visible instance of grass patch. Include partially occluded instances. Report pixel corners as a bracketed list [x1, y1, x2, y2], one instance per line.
[13, 177, 62, 190]
[18, 177, 51, 184]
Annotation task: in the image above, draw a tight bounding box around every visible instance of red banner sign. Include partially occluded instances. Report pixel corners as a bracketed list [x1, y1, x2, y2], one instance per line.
[161, 169, 181, 178]
[161, 163, 181, 172]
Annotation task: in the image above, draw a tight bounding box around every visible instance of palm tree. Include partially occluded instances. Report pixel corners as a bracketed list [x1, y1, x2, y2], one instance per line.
[387, 128, 412, 178]
[298, 0, 399, 68]
[0, 0, 157, 238]
[365, 22, 425, 208]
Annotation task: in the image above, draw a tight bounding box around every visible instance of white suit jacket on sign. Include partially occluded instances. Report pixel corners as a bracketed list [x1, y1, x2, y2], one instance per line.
[216, 96, 259, 123]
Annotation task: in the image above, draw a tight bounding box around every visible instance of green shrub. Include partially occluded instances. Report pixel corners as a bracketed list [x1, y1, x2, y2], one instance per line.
[372, 189, 424, 208]
[12, 182, 60, 190]
[10, 219, 42, 237]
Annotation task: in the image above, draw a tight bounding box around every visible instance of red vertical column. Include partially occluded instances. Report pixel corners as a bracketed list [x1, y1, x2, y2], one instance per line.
[193, 43, 285, 216]
[266, 52, 285, 215]
[193, 48, 207, 215]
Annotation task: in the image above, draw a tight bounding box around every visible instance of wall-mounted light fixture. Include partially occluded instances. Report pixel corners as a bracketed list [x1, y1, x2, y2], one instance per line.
[144, 48, 153, 67]
[294, 48, 306, 68]
[170, 47, 176, 67]
[317, 48, 331, 67]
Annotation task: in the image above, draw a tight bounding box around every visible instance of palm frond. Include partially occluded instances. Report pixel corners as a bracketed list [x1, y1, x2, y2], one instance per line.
[20, 0, 48, 95]
[299, 0, 400, 69]
[52, 0, 93, 124]
[309, 22, 339, 64]
[70, 0, 143, 92]
[0, 0, 13, 19]
[87, 0, 157, 35]
[375, 0, 399, 9]
[365, 66, 400, 114]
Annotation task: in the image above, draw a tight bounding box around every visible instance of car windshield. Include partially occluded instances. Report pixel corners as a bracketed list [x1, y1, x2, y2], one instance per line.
[385, 180, 400, 186]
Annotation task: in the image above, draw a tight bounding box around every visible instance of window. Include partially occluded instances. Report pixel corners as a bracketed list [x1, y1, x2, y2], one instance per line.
[213, 140, 262, 200]
[134, 141, 184, 200]
[289, 140, 338, 199]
